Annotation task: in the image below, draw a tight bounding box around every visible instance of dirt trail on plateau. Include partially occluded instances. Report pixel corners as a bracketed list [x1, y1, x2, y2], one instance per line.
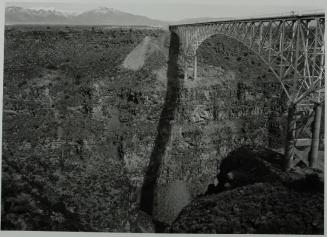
[123, 36, 160, 70]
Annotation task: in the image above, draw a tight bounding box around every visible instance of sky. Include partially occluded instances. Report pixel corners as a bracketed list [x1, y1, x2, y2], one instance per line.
[5, 0, 327, 21]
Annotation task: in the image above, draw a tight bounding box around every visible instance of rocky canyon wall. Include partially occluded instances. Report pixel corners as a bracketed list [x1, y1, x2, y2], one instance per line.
[2, 26, 290, 231]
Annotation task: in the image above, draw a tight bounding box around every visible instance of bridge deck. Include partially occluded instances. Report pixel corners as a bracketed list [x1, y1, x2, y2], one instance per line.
[169, 12, 325, 28]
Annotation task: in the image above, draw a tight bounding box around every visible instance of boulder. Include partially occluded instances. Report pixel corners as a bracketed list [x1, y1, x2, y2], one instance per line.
[152, 180, 192, 226]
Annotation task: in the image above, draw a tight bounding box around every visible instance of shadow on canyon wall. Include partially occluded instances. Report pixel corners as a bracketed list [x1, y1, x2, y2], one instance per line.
[139, 32, 181, 215]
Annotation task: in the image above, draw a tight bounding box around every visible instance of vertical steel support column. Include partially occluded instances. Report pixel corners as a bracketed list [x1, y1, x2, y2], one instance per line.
[302, 20, 311, 87]
[279, 21, 285, 78]
[284, 20, 300, 170]
[268, 22, 273, 63]
[311, 19, 319, 78]
[194, 54, 197, 80]
[293, 20, 300, 99]
[258, 22, 263, 53]
[309, 18, 324, 168]
[309, 103, 322, 168]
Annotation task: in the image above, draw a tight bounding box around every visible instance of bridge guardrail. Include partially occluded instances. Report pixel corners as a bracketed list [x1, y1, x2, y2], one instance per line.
[169, 9, 325, 27]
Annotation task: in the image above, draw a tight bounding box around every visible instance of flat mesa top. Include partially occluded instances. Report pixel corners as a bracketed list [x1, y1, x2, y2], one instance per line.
[169, 12, 325, 28]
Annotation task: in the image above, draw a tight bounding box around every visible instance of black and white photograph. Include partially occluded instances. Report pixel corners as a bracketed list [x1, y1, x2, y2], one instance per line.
[0, 0, 326, 234]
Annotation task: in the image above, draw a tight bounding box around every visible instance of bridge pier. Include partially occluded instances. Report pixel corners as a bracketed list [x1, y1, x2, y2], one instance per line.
[184, 62, 188, 80]
[309, 103, 322, 168]
[193, 55, 197, 80]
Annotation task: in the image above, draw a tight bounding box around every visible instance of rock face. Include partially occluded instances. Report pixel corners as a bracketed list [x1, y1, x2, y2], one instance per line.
[2, 25, 169, 231]
[150, 34, 288, 213]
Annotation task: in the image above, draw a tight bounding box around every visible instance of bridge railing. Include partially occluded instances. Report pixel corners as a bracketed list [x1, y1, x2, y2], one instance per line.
[169, 9, 325, 27]
[241, 9, 325, 19]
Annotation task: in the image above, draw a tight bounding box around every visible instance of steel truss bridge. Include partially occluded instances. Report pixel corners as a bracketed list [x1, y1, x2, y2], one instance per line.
[169, 12, 325, 167]
[169, 13, 325, 105]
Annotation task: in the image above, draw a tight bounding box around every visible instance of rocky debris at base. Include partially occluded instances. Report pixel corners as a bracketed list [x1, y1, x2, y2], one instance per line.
[134, 210, 156, 233]
[209, 146, 323, 194]
[153, 180, 192, 225]
[170, 182, 323, 234]
[169, 146, 324, 234]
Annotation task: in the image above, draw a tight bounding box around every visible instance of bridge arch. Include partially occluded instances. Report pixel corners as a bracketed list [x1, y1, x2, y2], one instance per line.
[193, 32, 288, 85]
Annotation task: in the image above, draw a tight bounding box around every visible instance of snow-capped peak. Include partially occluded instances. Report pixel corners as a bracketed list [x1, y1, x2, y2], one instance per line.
[86, 7, 122, 14]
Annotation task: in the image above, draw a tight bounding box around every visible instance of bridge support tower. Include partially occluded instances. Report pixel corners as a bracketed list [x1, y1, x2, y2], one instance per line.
[194, 55, 197, 80]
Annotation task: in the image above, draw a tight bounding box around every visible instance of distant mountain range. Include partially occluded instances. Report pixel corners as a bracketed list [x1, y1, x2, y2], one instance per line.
[5, 6, 221, 27]
[5, 6, 167, 26]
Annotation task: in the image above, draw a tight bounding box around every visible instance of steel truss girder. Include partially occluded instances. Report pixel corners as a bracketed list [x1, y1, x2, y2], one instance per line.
[170, 14, 325, 104]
